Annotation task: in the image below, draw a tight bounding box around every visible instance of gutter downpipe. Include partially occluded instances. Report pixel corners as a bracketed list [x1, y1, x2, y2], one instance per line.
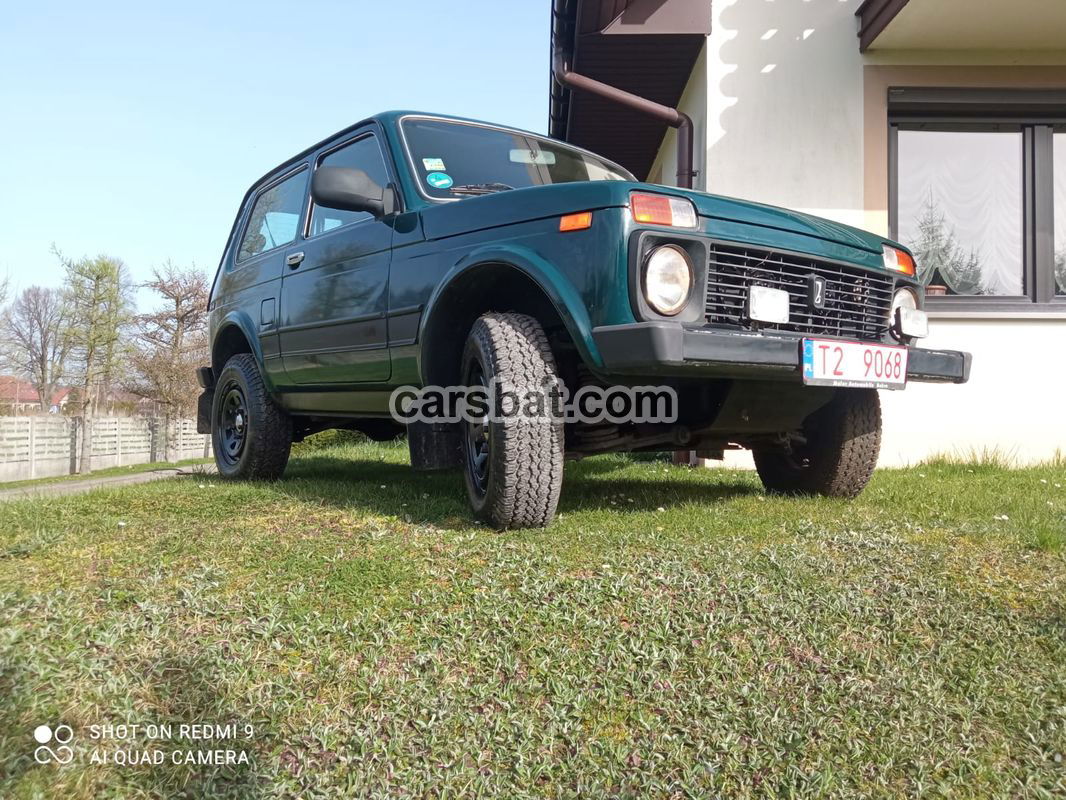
[553, 48, 700, 466]
[552, 49, 696, 190]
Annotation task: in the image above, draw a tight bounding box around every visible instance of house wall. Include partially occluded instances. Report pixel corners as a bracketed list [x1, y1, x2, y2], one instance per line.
[648, 0, 1066, 466]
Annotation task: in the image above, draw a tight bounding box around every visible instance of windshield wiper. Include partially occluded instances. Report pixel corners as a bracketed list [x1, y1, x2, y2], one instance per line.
[449, 182, 515, 196]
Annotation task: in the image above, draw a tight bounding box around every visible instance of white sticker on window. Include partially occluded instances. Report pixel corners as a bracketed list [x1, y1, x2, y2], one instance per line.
[422, 157, 446, 171]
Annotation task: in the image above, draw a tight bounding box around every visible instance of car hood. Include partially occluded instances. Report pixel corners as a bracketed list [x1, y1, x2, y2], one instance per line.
[419, 181, 898, 256]
[677, 189, 887, 255]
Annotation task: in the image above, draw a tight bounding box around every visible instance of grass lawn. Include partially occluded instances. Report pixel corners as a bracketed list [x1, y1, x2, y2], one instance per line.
[1, 440, 1064, 798]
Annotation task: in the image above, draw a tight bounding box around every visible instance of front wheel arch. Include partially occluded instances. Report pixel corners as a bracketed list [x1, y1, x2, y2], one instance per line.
[419, 260, 589, 389]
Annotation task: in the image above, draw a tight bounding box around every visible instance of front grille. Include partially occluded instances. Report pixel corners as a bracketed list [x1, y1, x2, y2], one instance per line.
[705, 243, 893, 341]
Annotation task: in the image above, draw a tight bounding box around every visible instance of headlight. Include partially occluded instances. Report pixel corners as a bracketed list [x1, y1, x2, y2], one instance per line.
[643, 245, 693, 316]
[890, 287, 928, 340]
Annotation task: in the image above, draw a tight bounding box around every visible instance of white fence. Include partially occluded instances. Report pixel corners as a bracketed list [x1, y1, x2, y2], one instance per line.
[0, 416, 211, 482]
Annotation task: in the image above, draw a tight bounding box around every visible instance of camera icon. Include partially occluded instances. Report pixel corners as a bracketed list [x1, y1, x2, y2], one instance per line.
[33, 724, 74, 764]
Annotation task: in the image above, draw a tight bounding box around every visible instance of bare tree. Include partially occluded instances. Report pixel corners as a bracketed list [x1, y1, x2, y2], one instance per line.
[1, 286, 70, 412]
[59, 248, 134, 472]
[126, 262, 210, 459]
[0, 274, 12, 374]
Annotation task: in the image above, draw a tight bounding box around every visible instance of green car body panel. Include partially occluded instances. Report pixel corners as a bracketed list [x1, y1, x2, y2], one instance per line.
[202, 110, 969, 434]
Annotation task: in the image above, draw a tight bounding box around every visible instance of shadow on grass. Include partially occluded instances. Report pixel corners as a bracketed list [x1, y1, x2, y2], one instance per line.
[117, 645, 268, 798]
[0, 626, 266, 798]
[277, 451, 757, 525]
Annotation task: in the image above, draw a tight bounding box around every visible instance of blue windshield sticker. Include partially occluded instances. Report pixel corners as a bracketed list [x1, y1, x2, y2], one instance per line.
[426, 172, 453, 189]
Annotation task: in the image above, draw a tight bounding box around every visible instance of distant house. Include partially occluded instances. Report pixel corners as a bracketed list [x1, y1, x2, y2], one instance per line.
[0, 376, 71, 415]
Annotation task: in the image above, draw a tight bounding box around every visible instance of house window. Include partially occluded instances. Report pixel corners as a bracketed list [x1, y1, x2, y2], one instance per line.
[1055, 130, 1066, 295]
[889, 89, 1066, 308]
[897, 129, 1023, 296]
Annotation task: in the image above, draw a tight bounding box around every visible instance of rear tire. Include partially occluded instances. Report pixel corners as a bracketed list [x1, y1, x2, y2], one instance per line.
[211, 353, 292, 480]
[753, 388, 880, 498]
[460, 312, 564, 529]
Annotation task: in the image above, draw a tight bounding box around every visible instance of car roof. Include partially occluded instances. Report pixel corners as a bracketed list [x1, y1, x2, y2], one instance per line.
[218, 112, 569, 280]
[251, 111, 555, 191]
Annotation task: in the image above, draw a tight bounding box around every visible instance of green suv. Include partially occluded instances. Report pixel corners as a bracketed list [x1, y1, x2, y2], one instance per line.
[198, 112, 970, 528]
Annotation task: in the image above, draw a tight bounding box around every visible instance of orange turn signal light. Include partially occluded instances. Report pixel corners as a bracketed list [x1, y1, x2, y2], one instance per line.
[559, 211, 593, 232]
[882, 245, 916, 277]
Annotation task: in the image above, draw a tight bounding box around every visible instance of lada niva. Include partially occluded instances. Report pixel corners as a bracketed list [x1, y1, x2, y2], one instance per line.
[199, 112, 970, 528]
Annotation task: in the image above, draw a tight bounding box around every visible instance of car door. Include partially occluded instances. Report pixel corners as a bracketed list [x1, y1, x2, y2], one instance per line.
[278, 129, 394, 384]
[219, 165, 309, 387]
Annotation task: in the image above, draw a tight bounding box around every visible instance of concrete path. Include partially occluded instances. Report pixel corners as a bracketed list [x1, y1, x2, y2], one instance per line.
[0, 464, 217, 502]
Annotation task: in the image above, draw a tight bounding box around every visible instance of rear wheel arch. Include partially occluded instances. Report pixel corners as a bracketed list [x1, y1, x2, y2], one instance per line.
[212, 322, 256, 376]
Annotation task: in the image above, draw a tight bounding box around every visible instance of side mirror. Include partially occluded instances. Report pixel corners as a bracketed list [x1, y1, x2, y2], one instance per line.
[311, 166, 396, 217]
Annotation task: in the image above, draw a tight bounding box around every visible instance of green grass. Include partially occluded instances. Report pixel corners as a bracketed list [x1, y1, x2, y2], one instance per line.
[0, 458, 212, 491]
[1, 441, 1064, 798]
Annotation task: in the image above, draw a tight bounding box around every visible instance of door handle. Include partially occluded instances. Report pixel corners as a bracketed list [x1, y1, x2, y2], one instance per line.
[286, 251, 305, 268]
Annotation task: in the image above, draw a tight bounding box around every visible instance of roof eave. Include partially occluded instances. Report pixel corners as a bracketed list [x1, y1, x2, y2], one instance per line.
[855, 0, 912, 52]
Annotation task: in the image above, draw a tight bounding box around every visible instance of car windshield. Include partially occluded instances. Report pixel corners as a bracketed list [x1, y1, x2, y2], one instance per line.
[401, 118, 634, 199]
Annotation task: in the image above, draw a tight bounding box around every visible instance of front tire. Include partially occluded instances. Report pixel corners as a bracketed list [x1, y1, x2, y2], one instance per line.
[753, 388, 881, 498]
[460, 313, 564, 529]
[211, 353, 292, 480]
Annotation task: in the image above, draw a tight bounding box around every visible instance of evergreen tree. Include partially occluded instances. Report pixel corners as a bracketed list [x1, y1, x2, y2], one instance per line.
[906, 190, 986, 295]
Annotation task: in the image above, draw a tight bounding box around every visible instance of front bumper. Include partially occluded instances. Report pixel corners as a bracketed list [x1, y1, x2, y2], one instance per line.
[592, 322, 971, 384]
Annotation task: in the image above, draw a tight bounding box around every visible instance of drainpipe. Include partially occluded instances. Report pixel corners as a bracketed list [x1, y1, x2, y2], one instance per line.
[554, 48, 699, 467]
[552, 49, 696, 189]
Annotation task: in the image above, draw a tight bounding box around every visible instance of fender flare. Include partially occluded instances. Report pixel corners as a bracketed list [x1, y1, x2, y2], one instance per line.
[211, 310, 277, 392]
[418, 244, 604, 383]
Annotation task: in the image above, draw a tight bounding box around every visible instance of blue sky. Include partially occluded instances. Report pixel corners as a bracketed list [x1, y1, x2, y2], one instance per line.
[0, 1, 548, 303]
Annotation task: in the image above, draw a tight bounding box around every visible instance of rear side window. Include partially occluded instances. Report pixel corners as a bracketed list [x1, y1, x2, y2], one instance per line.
[238, 169, 307, 261]
[309, 134, 390, 236]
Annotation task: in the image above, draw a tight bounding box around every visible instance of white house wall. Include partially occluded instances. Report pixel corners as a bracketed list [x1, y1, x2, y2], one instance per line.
[647, 0, 1066, 466]
[705, 0, 868, 229]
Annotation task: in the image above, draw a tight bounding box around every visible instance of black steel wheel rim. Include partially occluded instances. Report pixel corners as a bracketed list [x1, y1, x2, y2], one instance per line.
[463, 359, 490, 497]
[217, 381, 248, 467]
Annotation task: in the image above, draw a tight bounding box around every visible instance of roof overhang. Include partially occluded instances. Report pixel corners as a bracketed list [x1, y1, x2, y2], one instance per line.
[549, 0, 709, 180]
[857, 0, 1066, 52]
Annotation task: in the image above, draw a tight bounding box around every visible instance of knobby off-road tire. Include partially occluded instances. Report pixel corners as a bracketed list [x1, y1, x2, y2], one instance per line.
[212, 353, 292, 480]
[461, 312, 564, 529]
[753, 388, 881, 499]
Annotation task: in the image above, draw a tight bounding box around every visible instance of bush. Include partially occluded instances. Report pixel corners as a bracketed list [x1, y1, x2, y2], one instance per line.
[292, 428, 368, 454]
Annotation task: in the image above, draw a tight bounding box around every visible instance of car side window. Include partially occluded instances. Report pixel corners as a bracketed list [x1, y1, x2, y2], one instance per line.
[237, 168, 307, 262]
[309, 134, 390, 236]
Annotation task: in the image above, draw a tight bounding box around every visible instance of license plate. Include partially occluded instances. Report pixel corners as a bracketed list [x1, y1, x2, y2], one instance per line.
[801, 338, 908, 390]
